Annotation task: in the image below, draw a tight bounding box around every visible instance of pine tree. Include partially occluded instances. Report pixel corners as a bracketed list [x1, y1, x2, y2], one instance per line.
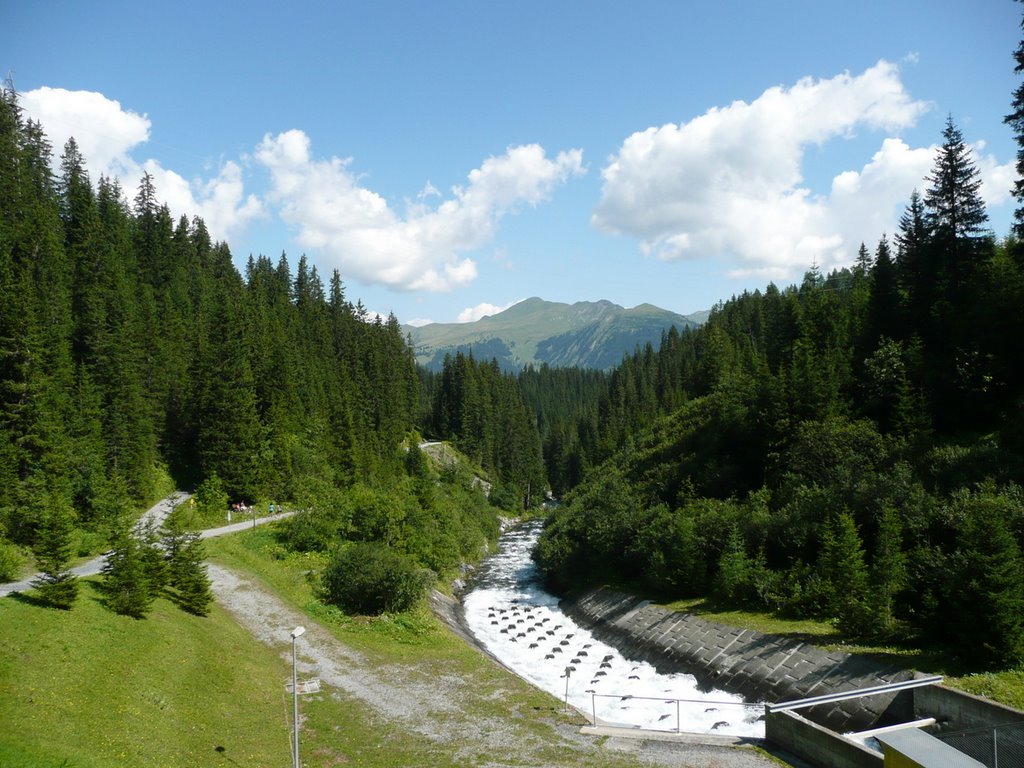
[30, 491, 79, 609]
[866, 235, 900, 346]
[163, 516, 213, 616]
[101, 515, 153, 618]
[1005, 5, 1024, 239]
[947, 488, 1024, 667]
[868, 507, 905, 636]
[894, 189, 931, 342]
[924, 115, 991, 297]
[921, 116, 994, 428]
[818, 512, 871, 635]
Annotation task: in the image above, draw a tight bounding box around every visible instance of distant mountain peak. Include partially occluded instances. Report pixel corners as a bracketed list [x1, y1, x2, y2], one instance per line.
[406, 297, 701, 372]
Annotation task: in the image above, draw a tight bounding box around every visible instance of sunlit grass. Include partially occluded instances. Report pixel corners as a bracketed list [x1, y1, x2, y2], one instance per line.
[0, 580, 291, 768]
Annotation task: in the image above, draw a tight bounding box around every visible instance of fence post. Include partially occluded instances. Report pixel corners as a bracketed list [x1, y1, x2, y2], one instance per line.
[993, 726, 998, 768]
[592, 693, 596, 726]
[676, 699, 680, 733]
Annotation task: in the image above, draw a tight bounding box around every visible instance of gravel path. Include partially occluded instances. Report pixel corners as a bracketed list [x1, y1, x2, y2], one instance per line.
[209, 564, 791, 768]
[0, 493, 191, 596]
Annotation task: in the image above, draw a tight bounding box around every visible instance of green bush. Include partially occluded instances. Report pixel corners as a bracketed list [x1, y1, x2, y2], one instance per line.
[0, 539, 25, 582]
[320, 542, 433, 615]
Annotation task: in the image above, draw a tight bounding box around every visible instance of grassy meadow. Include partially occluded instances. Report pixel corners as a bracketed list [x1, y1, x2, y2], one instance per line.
[0, 580, 292, 767]
[0, 523, 680, 768]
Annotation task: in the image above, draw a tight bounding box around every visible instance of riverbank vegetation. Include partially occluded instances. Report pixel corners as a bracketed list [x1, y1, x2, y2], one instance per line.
[534, 106, 1024, 670]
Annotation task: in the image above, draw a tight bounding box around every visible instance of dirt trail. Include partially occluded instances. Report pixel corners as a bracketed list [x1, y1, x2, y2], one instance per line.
[208, 564, 787, 768]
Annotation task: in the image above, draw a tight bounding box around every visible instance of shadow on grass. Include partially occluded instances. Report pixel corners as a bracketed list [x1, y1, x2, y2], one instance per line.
[6, 590, 52, 609]
[213, 745, 242, 766]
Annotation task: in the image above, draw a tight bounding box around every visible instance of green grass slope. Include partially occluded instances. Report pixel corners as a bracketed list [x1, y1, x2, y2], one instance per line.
[0, 581, 291, 767]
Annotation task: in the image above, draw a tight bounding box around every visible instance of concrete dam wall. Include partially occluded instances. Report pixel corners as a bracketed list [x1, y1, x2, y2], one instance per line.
[560, 588, 915, 733]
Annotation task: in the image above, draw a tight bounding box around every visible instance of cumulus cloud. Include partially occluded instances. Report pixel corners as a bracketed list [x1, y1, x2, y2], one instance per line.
[20, 86, 150, 181]
[457, 299, 523, 323]
[142, 159, 264, 241]
[20, 87, 263, 242]
[593, 60, 944, 278]
[256, 131, 584, 292]
[973, 142, 1017, 209]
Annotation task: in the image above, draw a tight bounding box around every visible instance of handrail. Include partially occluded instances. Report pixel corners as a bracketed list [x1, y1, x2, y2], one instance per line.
[589, 691, 760, 734]
[767, 675, 944, 713]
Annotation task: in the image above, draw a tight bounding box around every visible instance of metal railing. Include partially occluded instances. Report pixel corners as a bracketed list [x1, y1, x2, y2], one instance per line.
[766, 675, 944, 713]
[588, 692, 762, 735]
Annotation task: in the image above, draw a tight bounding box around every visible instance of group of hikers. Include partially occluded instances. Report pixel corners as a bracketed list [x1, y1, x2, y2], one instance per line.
[226, 501, 283, 522]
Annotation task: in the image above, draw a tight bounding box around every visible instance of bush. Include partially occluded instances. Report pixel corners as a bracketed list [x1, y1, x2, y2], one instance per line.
[0, 539, 25, 582]
[321, 542, 433, 615]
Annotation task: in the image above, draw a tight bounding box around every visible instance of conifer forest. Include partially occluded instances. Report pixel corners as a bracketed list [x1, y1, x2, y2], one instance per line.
[4, 16, 1024, 672]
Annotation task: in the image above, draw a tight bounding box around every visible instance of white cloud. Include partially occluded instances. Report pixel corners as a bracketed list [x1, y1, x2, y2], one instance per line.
[143, 159, 264, 241]
[405, 317, 435, 327]
[20, 86, 149, 181]
[20, 87, 262, 243]
[974, 142, 1017, 209]
[256, 132, 584, 292]
[457, 299, 522, 323]
[593, 60, 935, 277]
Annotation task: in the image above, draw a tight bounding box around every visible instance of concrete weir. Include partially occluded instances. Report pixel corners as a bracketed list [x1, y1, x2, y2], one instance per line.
[560, 588, 914, 733]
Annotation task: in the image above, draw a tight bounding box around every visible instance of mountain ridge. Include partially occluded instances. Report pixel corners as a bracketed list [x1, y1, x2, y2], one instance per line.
[406, 297, 702, 371]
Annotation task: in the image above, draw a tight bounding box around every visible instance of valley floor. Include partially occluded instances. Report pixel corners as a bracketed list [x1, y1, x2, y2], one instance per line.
[209, 562, 791, 768]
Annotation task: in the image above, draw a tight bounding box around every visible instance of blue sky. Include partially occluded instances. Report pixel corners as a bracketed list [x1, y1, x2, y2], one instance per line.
[4, 1, 1020, 324]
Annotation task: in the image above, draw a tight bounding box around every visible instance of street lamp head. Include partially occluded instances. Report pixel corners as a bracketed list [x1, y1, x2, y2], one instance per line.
[291, 626, 305, 639]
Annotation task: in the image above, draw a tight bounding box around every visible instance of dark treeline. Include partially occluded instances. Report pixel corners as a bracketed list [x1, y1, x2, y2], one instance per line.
[0, 83, 509, 602]
[535, 111, 1024, 666]
[422, 352, 546, 509]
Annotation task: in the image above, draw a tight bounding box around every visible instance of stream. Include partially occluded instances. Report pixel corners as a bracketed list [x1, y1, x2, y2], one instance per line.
[462, 520, 766, 737]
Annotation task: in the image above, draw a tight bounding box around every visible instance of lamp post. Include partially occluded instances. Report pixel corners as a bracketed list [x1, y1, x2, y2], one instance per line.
[291, 626, 305, 768]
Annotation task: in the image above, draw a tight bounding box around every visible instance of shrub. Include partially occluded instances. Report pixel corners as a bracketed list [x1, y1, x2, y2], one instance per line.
[321, 542, 433, 615]
[0, 539, 25, 582]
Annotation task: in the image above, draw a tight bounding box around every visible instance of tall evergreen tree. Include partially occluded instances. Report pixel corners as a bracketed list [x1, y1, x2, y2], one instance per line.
[924, 116, 991, 296]
[866, 235, 899, 346]
[101, 515, 154, 619]
[163, 515, 213, 616]
[921, 116, 994, 427]
[30, 491, 79, 609]
[1005, 4, 1024, 239]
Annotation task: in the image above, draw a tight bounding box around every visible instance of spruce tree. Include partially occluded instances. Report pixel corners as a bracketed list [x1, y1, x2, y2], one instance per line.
[867, 236, 900, 347]
[1005, 5, 1024, 238]
[818, 512, 871, 635]
[924, 115, 990, 296]
[947, 488, 1024, 667]
[921, 116, 994, 428]
[30, 491, 79, 609]
[894, 189, 931, 340]
[868, 507, 905, 636]
[101, 515, 153, 618]
[163, 516, 213, 616]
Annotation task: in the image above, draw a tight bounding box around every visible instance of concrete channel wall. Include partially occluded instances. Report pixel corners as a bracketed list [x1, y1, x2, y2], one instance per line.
[560, 588, 914, 733]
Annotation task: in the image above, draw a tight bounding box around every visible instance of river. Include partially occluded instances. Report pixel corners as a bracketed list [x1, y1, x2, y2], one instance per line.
[462, 520, 765, 737]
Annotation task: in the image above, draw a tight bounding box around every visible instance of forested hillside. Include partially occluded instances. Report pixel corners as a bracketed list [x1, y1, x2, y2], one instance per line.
[534, 112, 1024, 667]
[0, 83, 514, 594]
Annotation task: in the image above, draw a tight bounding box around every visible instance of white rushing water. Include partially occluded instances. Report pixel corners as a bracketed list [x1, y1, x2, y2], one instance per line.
[462, 520, 765, 737]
